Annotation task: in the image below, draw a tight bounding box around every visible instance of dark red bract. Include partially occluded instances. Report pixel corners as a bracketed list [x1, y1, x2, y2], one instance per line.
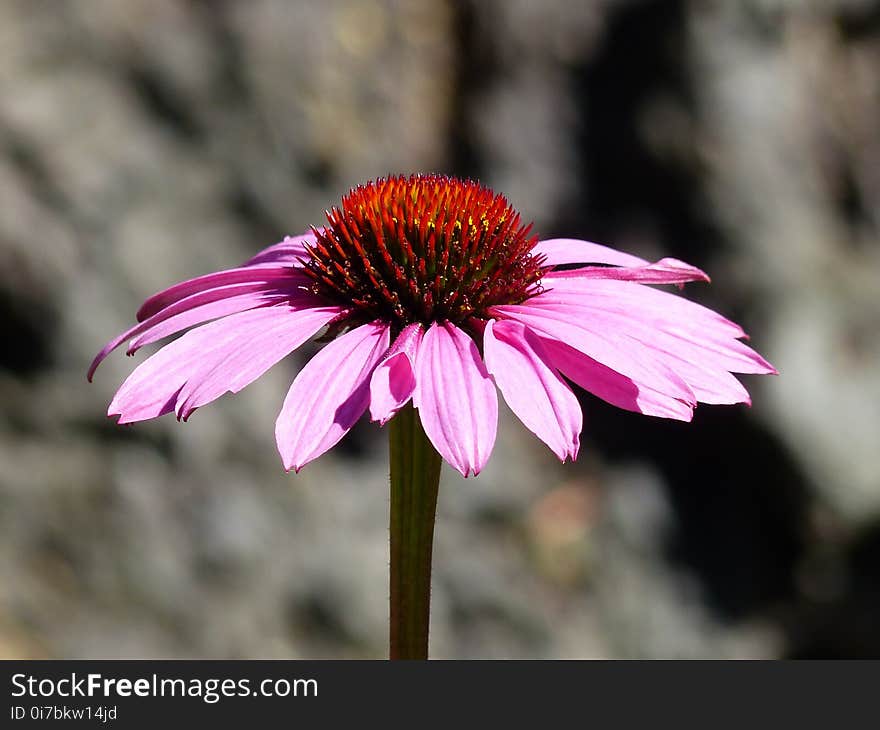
[302, 174, 544, 331]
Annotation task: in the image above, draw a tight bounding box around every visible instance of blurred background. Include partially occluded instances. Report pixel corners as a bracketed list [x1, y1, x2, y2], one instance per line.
[1, 0, 879, 659]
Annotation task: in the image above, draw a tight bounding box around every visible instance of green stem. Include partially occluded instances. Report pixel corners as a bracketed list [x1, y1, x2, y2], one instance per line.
[388, 402, 442, 660]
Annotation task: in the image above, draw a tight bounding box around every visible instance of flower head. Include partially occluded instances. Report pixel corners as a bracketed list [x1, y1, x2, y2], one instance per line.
[303, 176, 543, 333]
[90, 174, 776, 476]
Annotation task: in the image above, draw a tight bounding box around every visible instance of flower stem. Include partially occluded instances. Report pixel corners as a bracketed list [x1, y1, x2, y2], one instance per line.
[388, 402, 442, 660]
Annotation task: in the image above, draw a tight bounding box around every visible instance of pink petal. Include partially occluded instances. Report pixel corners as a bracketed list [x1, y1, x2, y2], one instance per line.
[483, 320, 582, 461]
[545, 257, 709, 285]
[126, 291, 288, 354]
[491, 303, 697, 406]
[521, 300, 758, 404]
[109, 304, 343, 423]
[174, 306, 346, 420]
[275, 321, 391, 472]
[527, 295, 774, 375]
[88, 279, 313, 381]
[136, 265, 308, 322]
[532, 238, 648, 268]
[413, 322, 498, 477]
[369, 323, 423, 425]
[526, 273, 777, 404]
[539, 276, 747, 339]
[540, 338, 694, 421]
[243, 232, 316, 266]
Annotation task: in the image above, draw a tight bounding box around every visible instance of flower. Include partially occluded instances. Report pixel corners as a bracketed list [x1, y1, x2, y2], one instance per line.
[90, 174, 776, 476]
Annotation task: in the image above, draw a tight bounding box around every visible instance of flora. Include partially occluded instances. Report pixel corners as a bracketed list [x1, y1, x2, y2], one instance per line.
[90, 174, 775, 658]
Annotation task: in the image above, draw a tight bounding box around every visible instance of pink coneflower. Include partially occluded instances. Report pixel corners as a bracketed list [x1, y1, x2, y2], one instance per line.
[90, 174, 775, 476]
[90, 173, 776, 659]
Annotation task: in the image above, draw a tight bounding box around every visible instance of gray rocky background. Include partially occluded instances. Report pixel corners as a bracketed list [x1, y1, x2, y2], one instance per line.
[1, 0, 878, 658]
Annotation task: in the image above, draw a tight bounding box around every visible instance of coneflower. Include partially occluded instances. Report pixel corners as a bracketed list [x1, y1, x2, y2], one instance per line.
[90, 174, 776, 658]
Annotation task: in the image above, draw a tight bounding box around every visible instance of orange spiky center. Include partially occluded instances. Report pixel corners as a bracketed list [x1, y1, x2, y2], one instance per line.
[302, 175, 545, 332]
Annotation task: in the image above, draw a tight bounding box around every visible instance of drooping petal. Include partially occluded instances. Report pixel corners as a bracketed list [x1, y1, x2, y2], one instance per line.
[520, 300, 760, 404]
[527, 272, 778, 404]
[538, 276, 747, 339]
[174, 307, 348, 421]
[369, 323, 423, 425]
[532, 238, 648, 268]
[491, 303, 697, 405]
[126, 291, 288, 354]
[413, 322, 498, 477]
[136, 265, 308, 322]
[89, 278, 315, 380]
[540, 338, 694, 421]
[527, 296, 773, 375]
[275, 321, 391, 472]
[483, 320, 581, 461]
[545, 257, 709, 285]
[109, 304, 343, 423]
[243, 232, 316, 267]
